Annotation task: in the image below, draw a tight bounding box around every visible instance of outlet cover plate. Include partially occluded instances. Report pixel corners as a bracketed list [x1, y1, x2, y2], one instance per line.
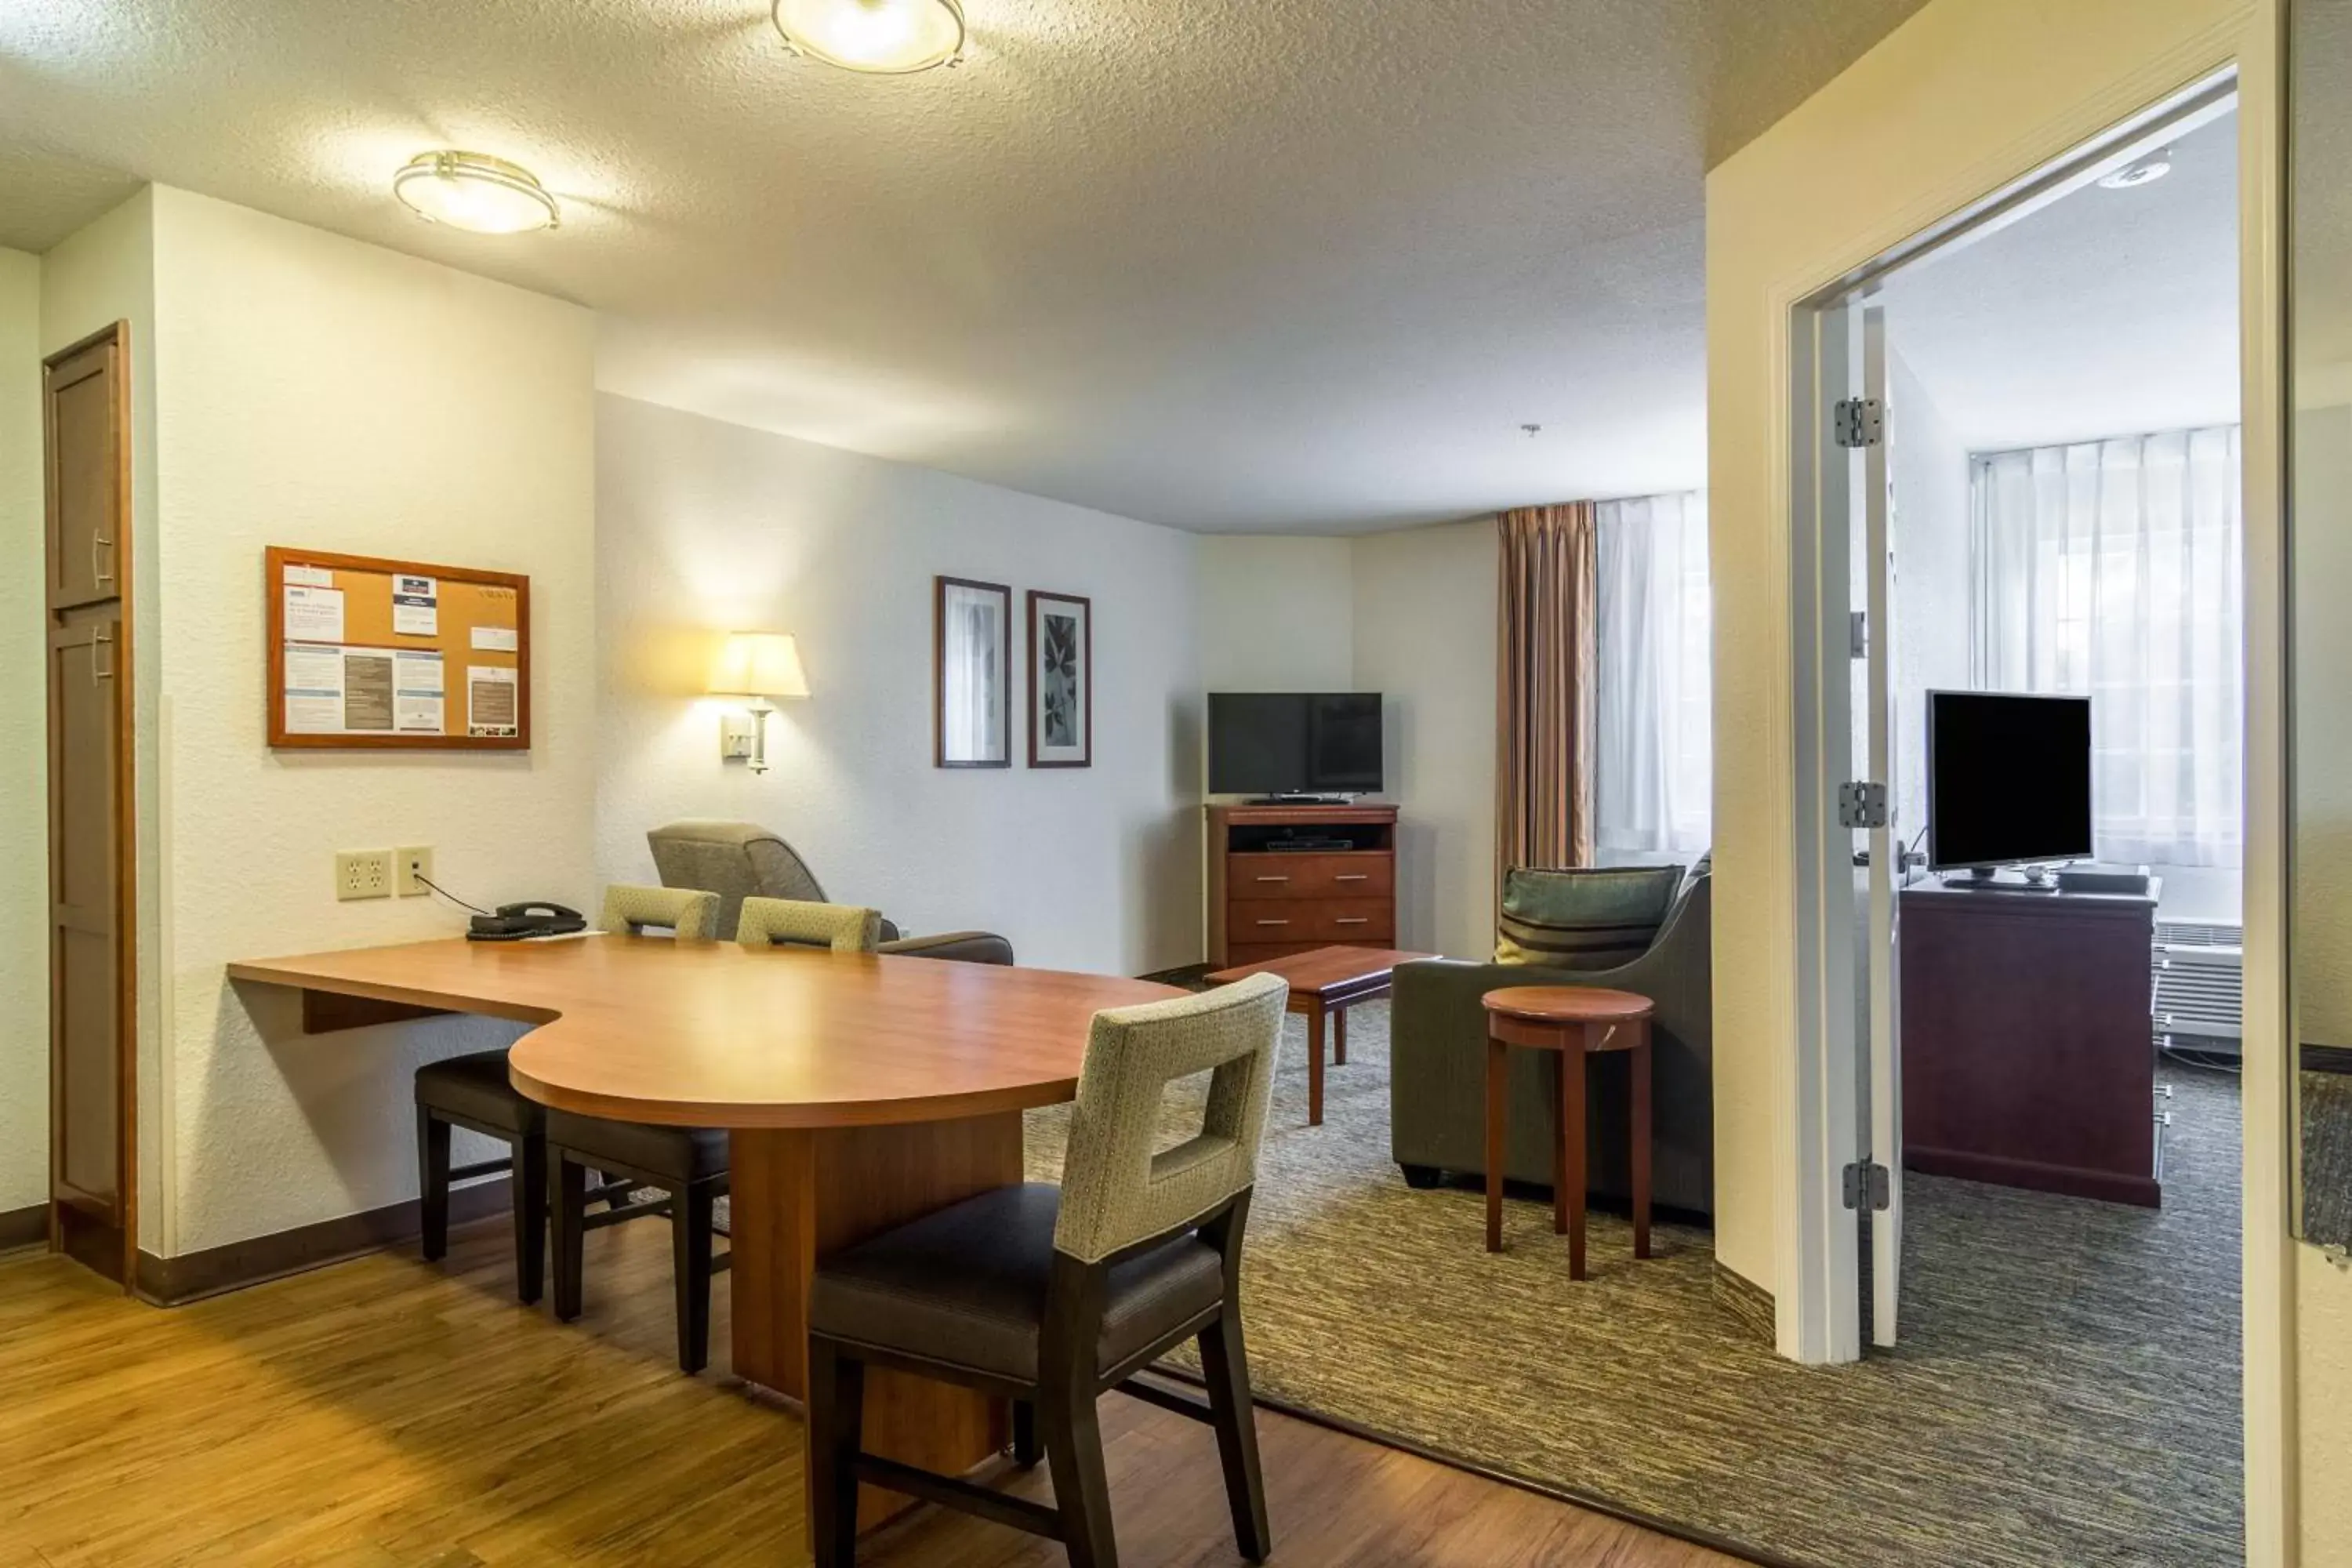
[396, 845, 434, 898]
[335, 849, 393, 901]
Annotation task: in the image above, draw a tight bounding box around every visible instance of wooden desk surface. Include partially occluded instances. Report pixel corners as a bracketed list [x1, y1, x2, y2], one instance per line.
[226, 935, 1181, 1130]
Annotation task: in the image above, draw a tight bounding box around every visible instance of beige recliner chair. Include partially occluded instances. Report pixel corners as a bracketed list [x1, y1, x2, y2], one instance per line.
[645, 819, 1014, 965]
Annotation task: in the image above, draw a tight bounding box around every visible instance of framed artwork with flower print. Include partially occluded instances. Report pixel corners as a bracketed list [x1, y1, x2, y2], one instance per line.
[1026, 589, 1091, 768]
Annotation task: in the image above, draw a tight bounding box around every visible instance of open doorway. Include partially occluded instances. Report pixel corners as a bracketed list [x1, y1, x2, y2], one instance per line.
[1790, 73, 2245, 1565]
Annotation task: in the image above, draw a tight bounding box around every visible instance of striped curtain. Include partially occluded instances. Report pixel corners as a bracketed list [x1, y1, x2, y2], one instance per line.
[1496, 503, 1599, 906]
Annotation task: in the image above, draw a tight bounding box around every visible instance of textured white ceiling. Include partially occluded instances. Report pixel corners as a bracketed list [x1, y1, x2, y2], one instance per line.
[0, 0, 1929, 532]
[1883, 112, 2241, 453]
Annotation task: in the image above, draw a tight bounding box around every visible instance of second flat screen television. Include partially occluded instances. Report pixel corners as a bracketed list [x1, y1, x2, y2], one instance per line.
[1926, 690, 2094, 871]
[1208, 693, 1383, 797]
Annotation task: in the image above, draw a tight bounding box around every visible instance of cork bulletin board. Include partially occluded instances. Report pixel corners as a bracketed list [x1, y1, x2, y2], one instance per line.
[265, 546, 531, 750]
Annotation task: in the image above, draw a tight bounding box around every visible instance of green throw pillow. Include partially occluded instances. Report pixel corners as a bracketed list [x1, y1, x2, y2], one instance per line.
[1495, 865, 1683, 969]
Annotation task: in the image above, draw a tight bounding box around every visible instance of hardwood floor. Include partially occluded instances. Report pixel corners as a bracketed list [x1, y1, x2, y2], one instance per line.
[0, 1210, 1744, 1567]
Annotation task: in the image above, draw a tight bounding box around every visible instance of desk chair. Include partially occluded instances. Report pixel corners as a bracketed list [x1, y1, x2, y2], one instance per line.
[416, 1047, 547, 1304]
[546, 885, 727, 1372]
[806, 973, 1287, 1568]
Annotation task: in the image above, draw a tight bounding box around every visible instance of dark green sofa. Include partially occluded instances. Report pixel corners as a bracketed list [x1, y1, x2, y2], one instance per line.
[1387, 870, 1712, 1216]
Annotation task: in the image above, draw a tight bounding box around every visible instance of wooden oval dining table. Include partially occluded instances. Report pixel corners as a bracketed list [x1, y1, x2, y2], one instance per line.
[226, 931, 1184, 1530]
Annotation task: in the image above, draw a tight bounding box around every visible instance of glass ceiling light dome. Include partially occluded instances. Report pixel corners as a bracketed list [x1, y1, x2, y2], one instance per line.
[772, 0, 965, 74]
[393, 151, 561, 234]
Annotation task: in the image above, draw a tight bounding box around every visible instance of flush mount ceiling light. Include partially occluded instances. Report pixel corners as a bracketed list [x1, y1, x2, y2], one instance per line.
[2098, 148, 2174, 190]
[772, 0, 965, 74]
[392, 151, 561, 234]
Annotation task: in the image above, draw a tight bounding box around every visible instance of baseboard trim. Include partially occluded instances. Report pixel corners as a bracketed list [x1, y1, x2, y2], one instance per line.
[2304, 1044, 2352, 1076]
[0, 1203, 48, 1253]
[1712, 1261, 1776, 1345]
[135, 1178, 514, 1306]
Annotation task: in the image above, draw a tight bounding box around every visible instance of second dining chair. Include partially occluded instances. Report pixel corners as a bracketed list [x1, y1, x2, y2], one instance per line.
[804, 971, 1288, 1568]
[546, 884, 728, 1372]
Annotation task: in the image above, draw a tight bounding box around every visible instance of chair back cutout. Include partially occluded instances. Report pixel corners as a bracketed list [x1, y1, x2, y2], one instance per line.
[1053, 973, 1288, 1265]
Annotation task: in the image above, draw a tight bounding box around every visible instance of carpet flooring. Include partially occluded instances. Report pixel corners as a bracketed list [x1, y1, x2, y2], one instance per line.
[2301, 1069, 2352, 1248]
[1027, 1003, 2243, 1568]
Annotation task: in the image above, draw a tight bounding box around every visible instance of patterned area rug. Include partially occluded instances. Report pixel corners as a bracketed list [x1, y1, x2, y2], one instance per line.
[1026, 1003, 2242, 1568]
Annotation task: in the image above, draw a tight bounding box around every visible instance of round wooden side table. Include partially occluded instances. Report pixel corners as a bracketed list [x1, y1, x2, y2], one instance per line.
[1479, 985, 1654, 1278]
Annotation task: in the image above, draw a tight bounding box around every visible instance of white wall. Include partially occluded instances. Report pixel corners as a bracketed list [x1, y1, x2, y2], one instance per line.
[40, 189, 165, 1251]
[1889, 347, 1971, 848]
[144, 189, 599, 1255]
[1196, 535, 1355, 695]
[0, 249, 42, 1218]
[593, 394, 1203, 978]
[1351, 517, 1497, 960]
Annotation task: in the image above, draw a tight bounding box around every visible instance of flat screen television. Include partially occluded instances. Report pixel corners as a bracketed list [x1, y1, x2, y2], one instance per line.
[1926, 690, 2094, 872]
[1207, 693, 1384, 797]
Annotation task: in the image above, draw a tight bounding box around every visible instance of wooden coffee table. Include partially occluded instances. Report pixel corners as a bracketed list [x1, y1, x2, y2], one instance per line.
[1479, 985, 1653, 1279]
[1205, 945, 1434, 1126]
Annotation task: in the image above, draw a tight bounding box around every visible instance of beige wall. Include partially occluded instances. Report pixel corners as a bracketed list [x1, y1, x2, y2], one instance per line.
[1705, 0, 2328, 1556]
[1195, 535, 1355, 697]
[1351, 517, 1499, 960]
[139, 189, 599, 1255]
[593, 393, 1204, 978]
[0, 249, 42, 1217]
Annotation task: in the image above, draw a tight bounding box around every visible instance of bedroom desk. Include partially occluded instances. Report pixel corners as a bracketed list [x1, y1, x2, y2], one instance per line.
[226, 934, 1179, 1528]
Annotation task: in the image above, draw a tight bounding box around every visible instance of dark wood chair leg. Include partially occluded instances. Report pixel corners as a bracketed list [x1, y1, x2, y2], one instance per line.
[808, 1336, 865, 1568]
[673, 1181, 713, 1374]
[1197, 1315, 1272, 1563]
[1040, 1381, 1119, 1568]
[1399, 1163, 1443, 1190]
[1011, 1399, 1041, 1468]
[417, 1107, 452, 1263]
[515, 1131, 546, 1305]
[551, 1150, 586, 1322]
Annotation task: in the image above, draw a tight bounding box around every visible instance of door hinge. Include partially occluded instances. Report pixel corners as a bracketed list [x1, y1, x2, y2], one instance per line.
[1849, 610, 1868, 659]
[1833, 397, 1884, 448]
[1837, 780, 1889, 829]
[1843, 1160, 1891, 1210]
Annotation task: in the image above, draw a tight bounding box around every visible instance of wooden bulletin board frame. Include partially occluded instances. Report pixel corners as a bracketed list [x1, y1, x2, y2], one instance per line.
[265, 546, 532, 750]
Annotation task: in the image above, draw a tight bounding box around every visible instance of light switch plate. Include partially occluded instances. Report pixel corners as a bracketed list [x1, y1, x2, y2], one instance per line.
[335, 849, 393, 901]
[396, 845, 434, 898]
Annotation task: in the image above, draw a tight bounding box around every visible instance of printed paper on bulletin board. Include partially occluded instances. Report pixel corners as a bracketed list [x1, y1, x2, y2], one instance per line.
[267, 546, 531, 750]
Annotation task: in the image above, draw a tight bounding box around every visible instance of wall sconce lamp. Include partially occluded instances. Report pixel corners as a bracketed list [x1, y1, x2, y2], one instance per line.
[708, 631, 809, 774]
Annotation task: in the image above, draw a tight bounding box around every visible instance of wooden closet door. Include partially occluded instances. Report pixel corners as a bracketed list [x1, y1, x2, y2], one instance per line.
[49, 620, 123, 1222]
[44, 321, 135, 1288]
[45, 336, 123, 612]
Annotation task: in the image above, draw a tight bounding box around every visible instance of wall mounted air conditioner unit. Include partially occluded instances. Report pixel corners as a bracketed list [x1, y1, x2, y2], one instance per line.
[2153, 920, 2244, 1055]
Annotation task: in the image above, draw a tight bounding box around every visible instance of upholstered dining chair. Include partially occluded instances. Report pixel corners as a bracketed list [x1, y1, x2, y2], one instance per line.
[545, 884, 732, 1373]
[736, 895, 883, 953]
[411, 887, 724, 1306]
[805, 972, 1289, 1568]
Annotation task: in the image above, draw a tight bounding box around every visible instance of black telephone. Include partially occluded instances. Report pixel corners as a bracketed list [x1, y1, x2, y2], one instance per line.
[466, 902, 587, 942]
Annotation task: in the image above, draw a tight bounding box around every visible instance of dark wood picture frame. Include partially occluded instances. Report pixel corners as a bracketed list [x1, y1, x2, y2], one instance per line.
[265, 546, 531, 750]
[934, 575, 1012, 768]
[1026, 589, 1092, 769]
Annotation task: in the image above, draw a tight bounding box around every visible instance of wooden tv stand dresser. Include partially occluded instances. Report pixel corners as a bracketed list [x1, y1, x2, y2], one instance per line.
[1205, 804, 1399, 967]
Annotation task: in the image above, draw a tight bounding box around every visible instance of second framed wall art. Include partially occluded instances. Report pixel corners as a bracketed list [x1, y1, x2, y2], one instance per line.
[1027, 590, 1091, 768]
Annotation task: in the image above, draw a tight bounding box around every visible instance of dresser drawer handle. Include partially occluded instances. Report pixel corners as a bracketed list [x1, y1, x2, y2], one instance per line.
[1254, 875, 1290, 883]
[1334, 917, 1371, 926]
[1254, 919, 1290, 927]
[1334, 873, 1370, 882]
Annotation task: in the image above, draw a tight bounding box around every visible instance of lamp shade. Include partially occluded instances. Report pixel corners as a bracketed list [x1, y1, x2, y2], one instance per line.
[708, 632, 810, 699]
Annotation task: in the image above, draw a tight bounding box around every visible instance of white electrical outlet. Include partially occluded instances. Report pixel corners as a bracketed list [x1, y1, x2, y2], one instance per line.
[396, 845, 434, 898]
[335, 849, 394, 902]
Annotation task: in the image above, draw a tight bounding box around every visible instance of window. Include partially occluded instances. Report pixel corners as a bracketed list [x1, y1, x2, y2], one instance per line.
[1595, 491, 1712, 859]
[1971, 428, 2242, 867]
